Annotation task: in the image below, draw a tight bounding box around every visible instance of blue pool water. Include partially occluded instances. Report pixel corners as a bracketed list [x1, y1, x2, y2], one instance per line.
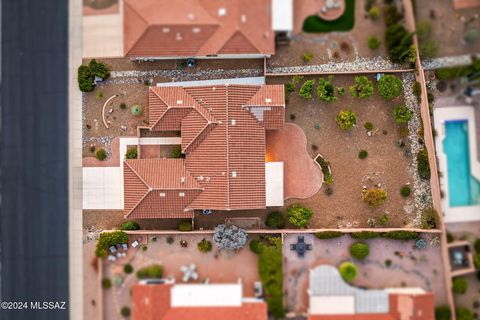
[443, 120, 480, 207]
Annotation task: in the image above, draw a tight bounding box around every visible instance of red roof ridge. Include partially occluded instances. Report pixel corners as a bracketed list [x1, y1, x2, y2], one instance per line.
[225, 85, 231, 208]
[124, 188, 151, 219]
[124, 160, 151, 189]
[182, 121, 211, 153]
[218, 30, 260, 54]
[123, 1, 150, 56]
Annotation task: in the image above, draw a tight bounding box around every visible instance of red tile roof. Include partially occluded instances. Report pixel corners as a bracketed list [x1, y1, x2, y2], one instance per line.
[308, 292, 435, 320]
[124, 85, 284, 218]
[132, 284, 268, 320]
[124, 0, 275, 57]
[124, 159, 201, 219]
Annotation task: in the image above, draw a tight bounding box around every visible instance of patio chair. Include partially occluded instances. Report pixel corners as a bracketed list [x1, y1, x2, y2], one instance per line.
[107, 255, 117, 262]
[109, 246, 117, 254]
[306, 244, 312, 251]
[121, 243, 128, 250]
[298, 236, 305, 243]
[132, 240, 139, 248]
[290, 244, 297, 251]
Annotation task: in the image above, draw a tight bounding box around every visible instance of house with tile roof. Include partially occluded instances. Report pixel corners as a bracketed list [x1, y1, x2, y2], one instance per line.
[124, 0, 278, 59]
[132, 282, 268, 320]
[307, 265, 435, 320]
[124, 84, 285, 219]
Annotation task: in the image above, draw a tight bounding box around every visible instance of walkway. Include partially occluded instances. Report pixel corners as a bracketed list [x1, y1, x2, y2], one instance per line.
[266, 123, 322, 200]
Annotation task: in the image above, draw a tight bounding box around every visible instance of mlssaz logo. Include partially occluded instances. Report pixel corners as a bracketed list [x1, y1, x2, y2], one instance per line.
[30, 301, 67, 310]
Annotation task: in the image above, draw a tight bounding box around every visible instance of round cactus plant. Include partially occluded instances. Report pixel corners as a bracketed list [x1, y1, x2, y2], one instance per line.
[131, 104, 143, 116]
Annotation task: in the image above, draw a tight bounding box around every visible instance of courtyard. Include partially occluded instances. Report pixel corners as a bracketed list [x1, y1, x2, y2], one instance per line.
[98, 233, 261, 320]
[282, 232, 449, 314]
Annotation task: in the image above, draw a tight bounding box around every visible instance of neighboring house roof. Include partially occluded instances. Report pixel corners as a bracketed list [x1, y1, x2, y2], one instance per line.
[124, 0, 275, 57]
[308, 265, 435, 320]
[132, 283, 268, 320]
[124, 84, 285, 218]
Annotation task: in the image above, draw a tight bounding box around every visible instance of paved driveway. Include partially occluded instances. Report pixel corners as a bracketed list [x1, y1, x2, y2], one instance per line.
[83, 167, 123, 209]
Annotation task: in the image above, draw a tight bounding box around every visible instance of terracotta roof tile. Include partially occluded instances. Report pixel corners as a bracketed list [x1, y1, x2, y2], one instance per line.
[132, 284, 268, 320]
[124, 0, 274, 57]
[125, 85, 285, 218]
[123, 159, 201, 219]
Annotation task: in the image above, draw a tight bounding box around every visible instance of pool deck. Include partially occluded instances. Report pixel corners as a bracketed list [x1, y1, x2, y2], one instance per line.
[433, 104, 480, 223]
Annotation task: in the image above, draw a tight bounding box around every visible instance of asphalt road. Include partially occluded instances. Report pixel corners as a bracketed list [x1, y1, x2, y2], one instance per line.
[0, 1, 69, 319]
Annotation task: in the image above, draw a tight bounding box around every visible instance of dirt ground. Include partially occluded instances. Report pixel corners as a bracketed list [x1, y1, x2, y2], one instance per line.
[84, 58, 265, 72]
[268, 74, 418, 228]
[269, 0, 389, 67]
[415, 0, 480, 58]
[83, 210, 185, 237]
[101, 234, 261, 320]
[283, 233, 448, 314]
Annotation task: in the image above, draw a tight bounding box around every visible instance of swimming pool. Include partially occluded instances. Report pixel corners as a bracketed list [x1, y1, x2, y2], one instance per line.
[443, 120, 480, 207]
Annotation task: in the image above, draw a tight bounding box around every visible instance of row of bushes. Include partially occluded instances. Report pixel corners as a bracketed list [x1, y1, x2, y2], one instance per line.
[435, 57, 480, 82]
[315, 230, 421, 241]
[383, 3, 415, 64]
[251, 237, 285, 318]
[436, 305, 475, 320]
[297, 75, 403, 101]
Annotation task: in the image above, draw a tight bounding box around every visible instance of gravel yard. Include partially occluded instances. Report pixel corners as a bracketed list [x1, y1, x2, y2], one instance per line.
[267, 73, 432, 228]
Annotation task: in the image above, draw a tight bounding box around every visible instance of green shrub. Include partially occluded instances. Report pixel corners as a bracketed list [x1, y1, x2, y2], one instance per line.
[350, 76, 374, 98]
[435, 305, 452, 320]
[166, 236, 174, 244]
[473, 254, 480, 269]
[258, 238, 284, 318]
[285, 82, 295, 95]
[95, 231, 128, 257]
[368, 36, 380, 49]
[315, 231, 343, 239]
[126, 147, 137, 159]
[446, 233, 454, 243]
[178, 221, 193, 232]
[102, 278, 112, 289]
[95, 148, 107, 161]
[89, 59, 110, 79]
[96, 90, 104, 100]
[119, 102, 127, 109]
[456, 307, 474, 320]
[379, 214, 389, 226]
[474, 239, 480, 253]
[383, 4, 400, 26]
[266, 211, 286, 229]
[317, 76, 337, 102]
[393, 105, 412, 124]
[420, 39, 438, 59]
[171, 145, 182, 158]
[78, 65, 94, 92]
[299, 80, 315, 99]
[385, 23, 413, 63]
[382, 231, 419, 240]
[420, 207, 437, 229]
[336, 110, 356, 130]
[197, 238, 212, 253]
[120, 221, 140, 231]
[303, 52, 313, 63]
[131, 104, 143, 116]
[287, 204, 313, 228]
[363, 188, 387, 206]
[464, 29, 478, 44]
[136, 264, 164, 279]
[369, 6, 380, 20]
[417, 148, 431, 179]
[350, 242, 370, 260]
[363, 122, 374, 131]
[358, 150, 368, 159]
[412, 81, 421, 102]
[120, 306, 131, 317]
[378, 75, 403, 100]
[351, 231, 379, 240]
[453, 277, 468, 294]
[339, 262, 358, 282]
[249, 238, 263, 254]
[291, 75, 304, 86]
[123, 264, 133, 274]
[400, 185, 411, 197]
